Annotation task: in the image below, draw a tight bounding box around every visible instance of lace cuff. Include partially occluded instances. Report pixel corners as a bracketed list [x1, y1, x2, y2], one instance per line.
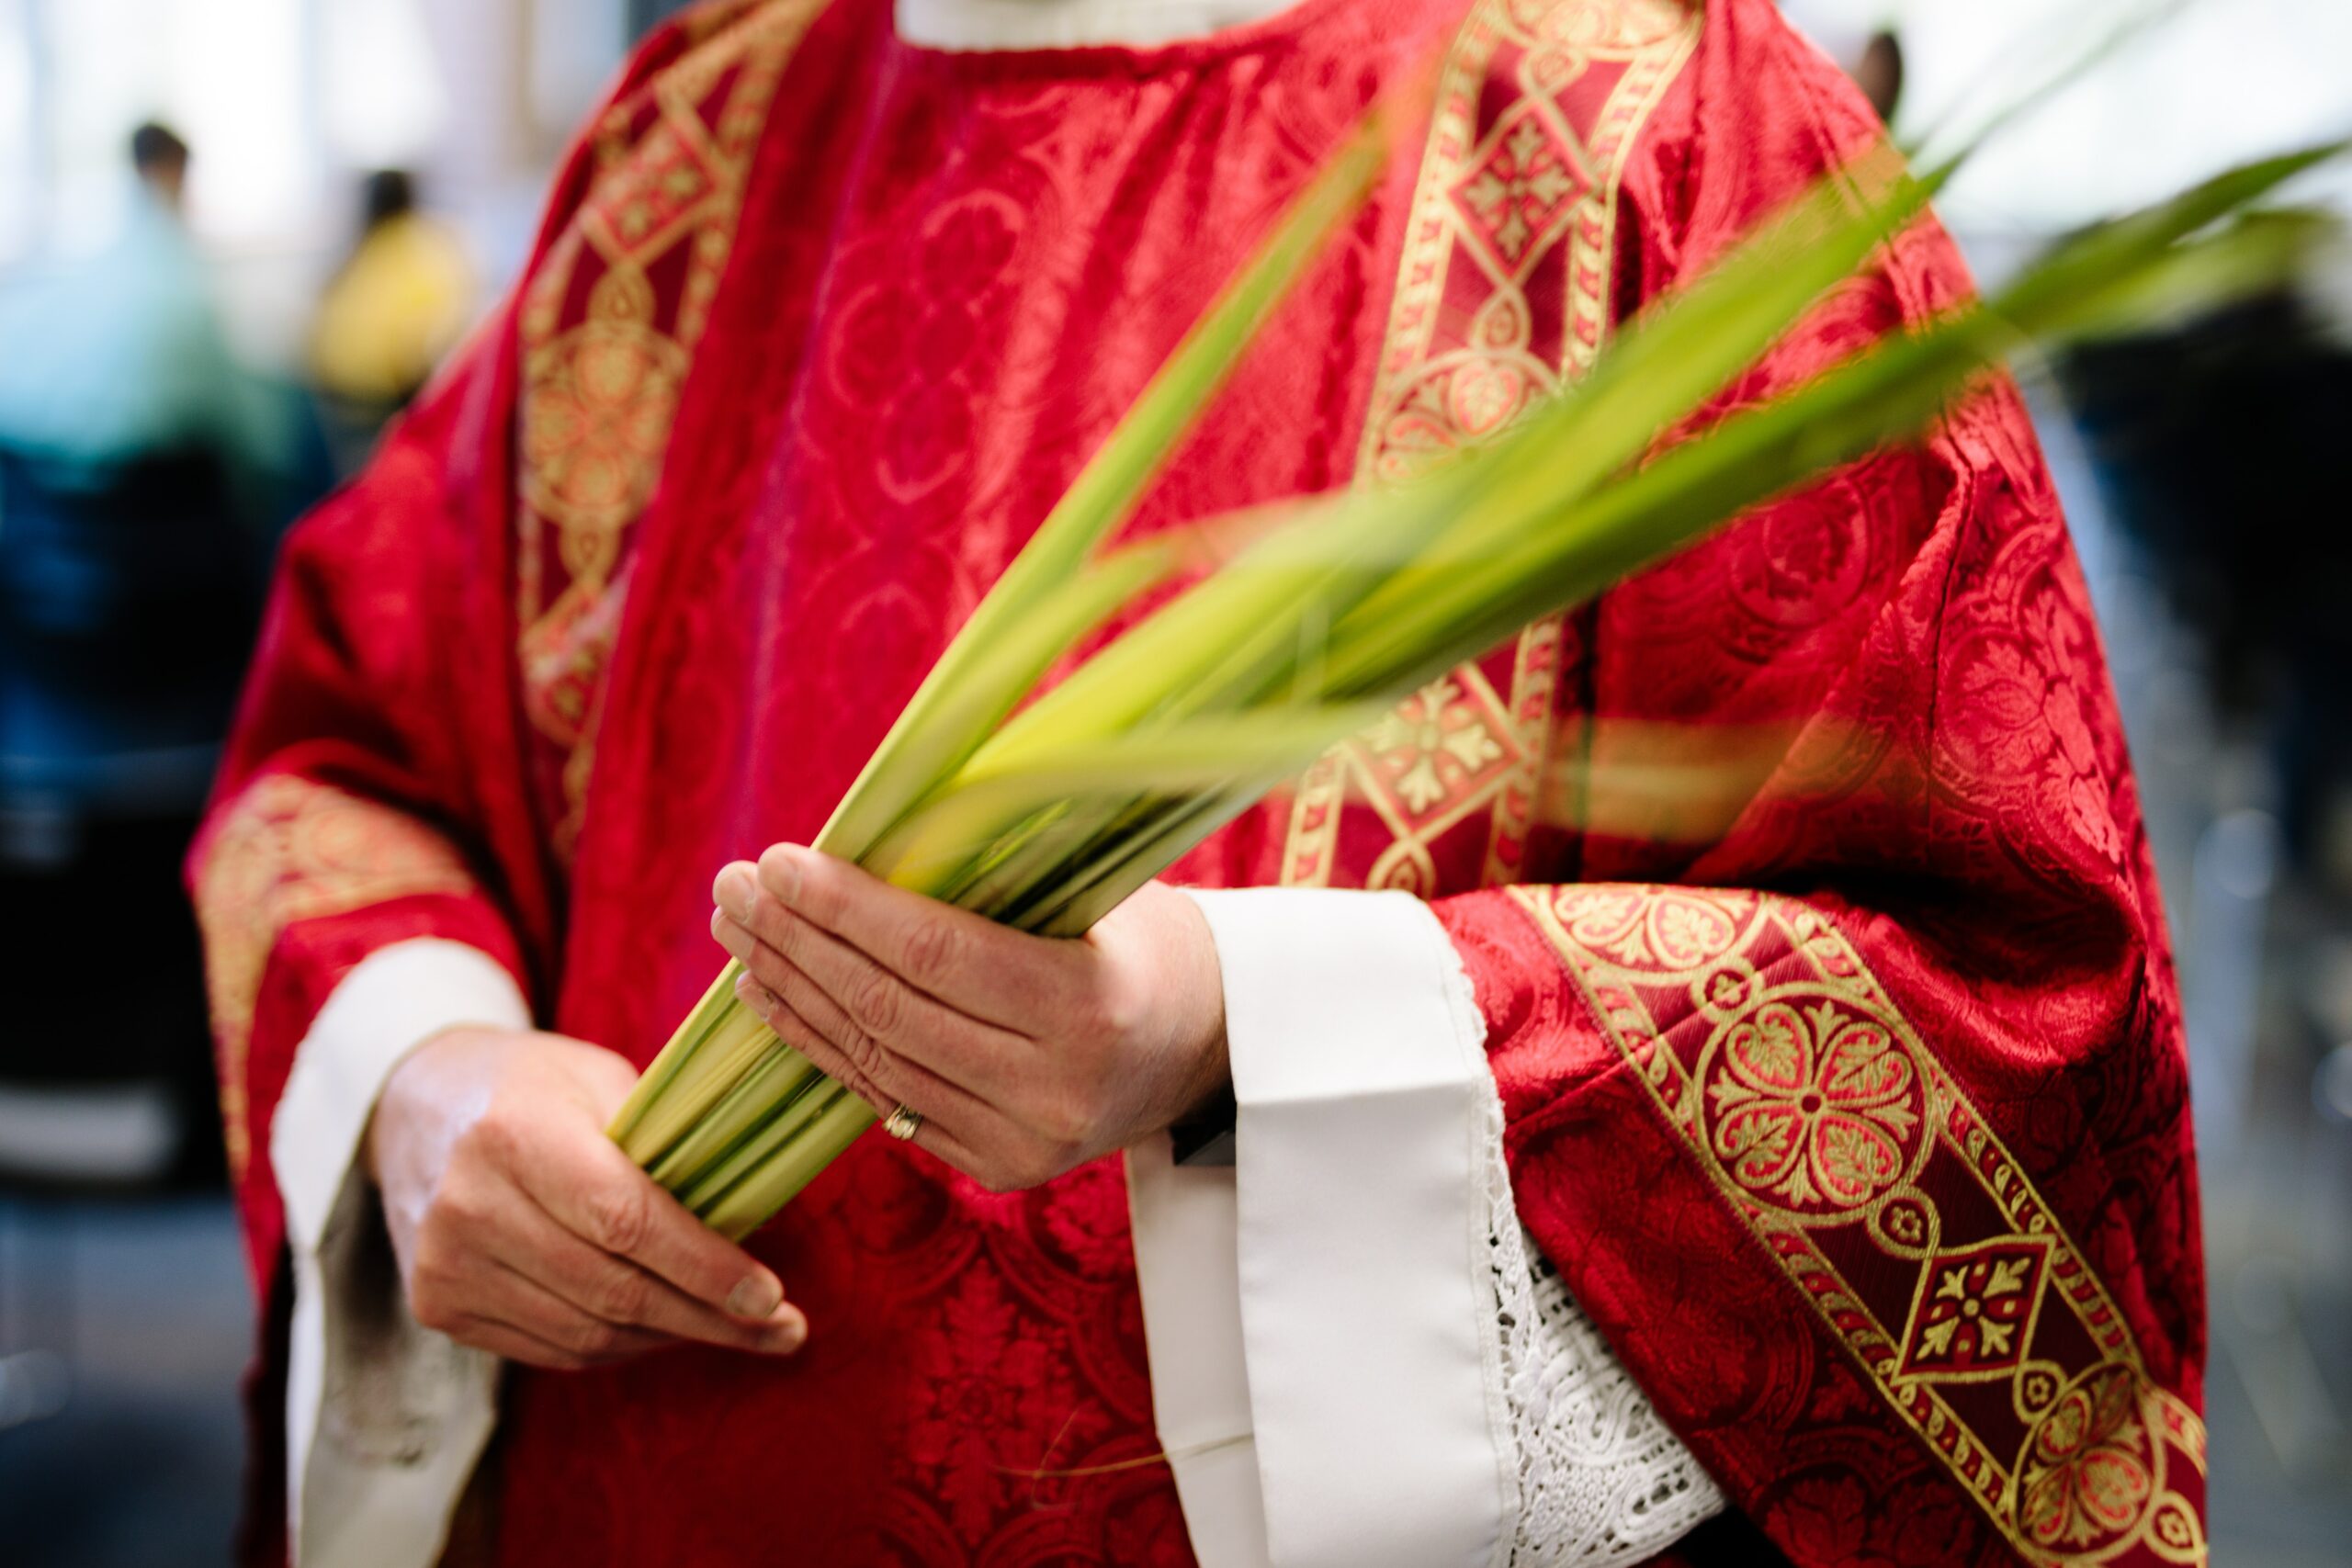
[1478, 1073, 1725, 1564]
[1130, 888, 1723, 1568]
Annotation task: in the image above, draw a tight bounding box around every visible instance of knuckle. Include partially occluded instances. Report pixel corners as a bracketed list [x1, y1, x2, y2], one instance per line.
[583, 1182, 651, 1257]
[846, 965, 904, 1037]
[409, 1230, 462, 1289]
[838, 1065, 888, 1113]
[763, 911, 802, 963]
[453, 1110, 505, 1165]
[1068, 991, 1120, 1044]
[409, 1277, 460, 1333]
[570, 1317, 624, 1358]
[899, 919, 961, 989]
[425, 1174, 489, 1235]
[594, 1267, 654, 1325]
[1031, 1084, 1100, 1152]
[469, 1100, 536, 1166]
[842, 1038, 893, 1099]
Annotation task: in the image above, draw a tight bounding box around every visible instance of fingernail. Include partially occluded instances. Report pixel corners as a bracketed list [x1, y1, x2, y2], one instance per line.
[716, 863, 758, 923]
[765, 848, 802, 908]
[733, 972, 775, 1019]
[767, 1313, 808, 1353]
[728, 1274, 783, 1319]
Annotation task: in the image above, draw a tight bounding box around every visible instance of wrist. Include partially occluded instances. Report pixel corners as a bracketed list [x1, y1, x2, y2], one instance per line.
[1173, 889, 1231, 1121]
[366, 1025, 497, 1186]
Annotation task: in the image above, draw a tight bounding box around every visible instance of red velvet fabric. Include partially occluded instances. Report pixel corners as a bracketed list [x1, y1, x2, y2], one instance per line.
[193, 1, 2203, 1564]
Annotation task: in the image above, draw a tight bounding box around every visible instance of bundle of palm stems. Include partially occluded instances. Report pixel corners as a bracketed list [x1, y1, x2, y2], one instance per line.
[605, 95, 2340, 1239]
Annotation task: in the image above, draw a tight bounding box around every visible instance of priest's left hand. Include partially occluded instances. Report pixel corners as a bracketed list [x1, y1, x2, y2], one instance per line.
[711, 846, 1229, 1192]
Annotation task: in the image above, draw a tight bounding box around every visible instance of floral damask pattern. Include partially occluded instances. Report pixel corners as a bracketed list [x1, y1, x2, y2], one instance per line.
[1937, 521, 2134, 875]
[906, 1269, 1104, 1541]
[1517, 884, 2210, 1565]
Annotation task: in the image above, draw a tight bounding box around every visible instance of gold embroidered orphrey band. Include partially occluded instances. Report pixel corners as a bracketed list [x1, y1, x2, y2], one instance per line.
[515, 0, 824, 855]
[195, 776, 479, 1178]
[1291, 0, 2209, 1561]
[1519, 884, 2208, 1566]
[1281, 0, 1701, 895]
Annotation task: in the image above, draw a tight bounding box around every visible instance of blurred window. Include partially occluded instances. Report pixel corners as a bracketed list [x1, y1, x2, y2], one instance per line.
[322, 0, 450, 172]
[531, 0, 628, 141]
[0, 0, 32, 262]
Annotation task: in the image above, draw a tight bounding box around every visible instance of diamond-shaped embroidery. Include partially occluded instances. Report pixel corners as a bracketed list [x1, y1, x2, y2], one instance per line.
[1898, 1236, 2051, 1380]
[1453, 108, 1589, 274]
[1359, 675, 1524, 832]
[591, 121, 718, 255]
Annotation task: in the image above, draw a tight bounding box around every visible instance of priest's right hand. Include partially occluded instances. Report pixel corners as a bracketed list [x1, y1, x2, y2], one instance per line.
[367, 1027, 808, 1370]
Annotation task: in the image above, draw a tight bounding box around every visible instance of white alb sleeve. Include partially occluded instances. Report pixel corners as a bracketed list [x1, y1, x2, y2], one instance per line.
[269, 938, 530, 1568]
[1125, 888, 1724, 1568]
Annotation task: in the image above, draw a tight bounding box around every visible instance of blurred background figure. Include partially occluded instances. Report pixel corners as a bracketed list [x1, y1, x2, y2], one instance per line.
[0, 120, 288, 495]
[135, 118, 189, 206]
[1850, 28, 1902, 124]
[0, 111, 300, 1223]
[309, 167, 475, 468]
[0, 0, 649, 1550]
[0, 116, 285, 1567]
[0, 1, 2345, 1565]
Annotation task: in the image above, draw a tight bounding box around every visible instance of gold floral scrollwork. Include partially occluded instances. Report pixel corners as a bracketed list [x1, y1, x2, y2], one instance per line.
[514, 0, 821, 854]
[1519, 884, 2211, 1566]
[2017, 1364, 2162, 1559]
[1702, 995, 1928, 1216]
[193, 775, 479, 1177]
[1280, 0, 1702, 895]
[521, 275, 691, 577]
[1565, 886, 1749, 973]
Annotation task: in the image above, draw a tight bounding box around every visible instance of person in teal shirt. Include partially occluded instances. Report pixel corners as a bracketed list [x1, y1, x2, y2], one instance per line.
[0, 123, 289, 498]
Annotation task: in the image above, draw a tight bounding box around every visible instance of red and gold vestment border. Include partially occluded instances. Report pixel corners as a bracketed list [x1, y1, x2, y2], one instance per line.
[1282, 0, 1702, 895]
[194, 776, 480, 1176]
[1517, 884, 2209, 1567]
[514, 0, 825, 855]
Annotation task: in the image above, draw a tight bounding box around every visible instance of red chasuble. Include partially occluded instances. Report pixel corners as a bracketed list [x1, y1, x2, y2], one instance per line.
[192, 0, 2207, 1563]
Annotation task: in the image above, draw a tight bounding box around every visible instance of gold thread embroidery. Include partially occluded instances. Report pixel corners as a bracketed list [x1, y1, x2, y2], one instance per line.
[1281, 0, 1702, 891]
[514, 0, 824, 854]
[193, 776, 478, 1178]
[1515, 883, 2208, 1566]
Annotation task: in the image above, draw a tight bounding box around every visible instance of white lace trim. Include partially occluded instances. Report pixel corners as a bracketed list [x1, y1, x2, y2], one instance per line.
[1476, 1077, 1727, 1565]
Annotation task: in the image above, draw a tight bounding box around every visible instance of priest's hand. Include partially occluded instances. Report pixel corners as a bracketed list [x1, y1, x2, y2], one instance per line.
[711, 845, 1229, 1193]
[368, 1027, 809, 1369]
